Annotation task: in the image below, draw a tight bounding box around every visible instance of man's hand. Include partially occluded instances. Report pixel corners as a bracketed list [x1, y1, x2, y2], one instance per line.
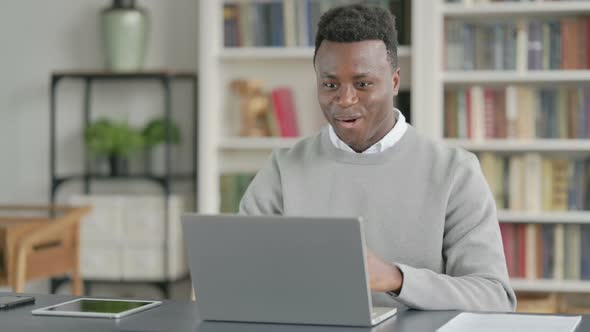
[366, 249, 404, 294]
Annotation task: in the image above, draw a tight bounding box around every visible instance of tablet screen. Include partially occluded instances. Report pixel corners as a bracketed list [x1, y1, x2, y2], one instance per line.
[46, 299, 153, 314]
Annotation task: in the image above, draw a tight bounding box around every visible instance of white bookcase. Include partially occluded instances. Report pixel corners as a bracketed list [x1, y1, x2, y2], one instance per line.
[198, 0, 415, 213]
[198, 0, 590, 294]
[442, 1, 590, 17]
[411, 0, 590, 294]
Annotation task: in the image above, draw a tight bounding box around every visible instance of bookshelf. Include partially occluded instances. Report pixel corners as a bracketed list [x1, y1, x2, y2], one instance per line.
[498, 211, 590, 225]
[443, 70, 590, 85]
[412, 0, 590, 298]
[443, 1, 590, 18]
[197, 0, 590, 305]
[198, 0, 415, 213]
[220, 137, 301, 150]
[446, 139, 590, 152]
[511, 279, 590, 293]
[220, 45, 411, 60]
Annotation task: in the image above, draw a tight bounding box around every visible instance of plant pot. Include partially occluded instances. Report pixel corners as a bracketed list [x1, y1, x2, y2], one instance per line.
[145, 145, 171, 176]
[109, 155, 129, 176]
[101, 0, 149, 71]
[90, 157, 110, 175]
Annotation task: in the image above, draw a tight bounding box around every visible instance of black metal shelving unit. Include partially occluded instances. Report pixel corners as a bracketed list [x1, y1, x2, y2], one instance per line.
[49, 70, 198, 299]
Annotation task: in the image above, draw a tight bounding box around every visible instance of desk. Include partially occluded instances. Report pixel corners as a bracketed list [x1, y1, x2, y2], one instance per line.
[1, 293, 589, 332]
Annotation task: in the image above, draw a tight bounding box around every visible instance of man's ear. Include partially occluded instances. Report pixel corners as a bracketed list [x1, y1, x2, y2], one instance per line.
[392, 67, 401, 96]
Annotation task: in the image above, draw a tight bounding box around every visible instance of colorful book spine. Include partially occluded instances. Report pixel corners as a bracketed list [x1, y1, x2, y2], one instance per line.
[444, 17, 589, 70]
[444, 86, 590, 139]
[270, 87, 299, 137]
[269, 1, 285, 47]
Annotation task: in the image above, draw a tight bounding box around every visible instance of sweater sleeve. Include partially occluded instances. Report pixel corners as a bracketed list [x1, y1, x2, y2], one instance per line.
[392, 153, 517, 312]
[239, 151, 284, 215]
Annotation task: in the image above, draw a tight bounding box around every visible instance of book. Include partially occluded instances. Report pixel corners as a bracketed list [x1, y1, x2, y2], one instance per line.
[509, 155, 525, 210]
[442, 15, 589, 71]
[500, 223, 517, 277]
[270, 87, 299, 137]
[223, 3, 240, 47]
[564, 224, 581, 280]
[457, 89, 467, 138]
[283, 0, 297, 47]
[542, 224, 555, 279]
[220, 173, 256, 213]
[528, 21, 543, 70]
[268, 1, 285, 47]
[516, 19, 528, 72]
[554, 223, 565, 280]
[551, 159, 570, 211]
[524, 153, 542, 212]
[483, 88, 496, 138]
[470, 86, 485, 140]
[444, 90, 458, 138]
[525, 223, 539, 279]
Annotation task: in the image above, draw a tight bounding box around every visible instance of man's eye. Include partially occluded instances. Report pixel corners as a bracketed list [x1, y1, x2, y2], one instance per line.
[357, 82, 372, 88]
[324, 82, 337, 89]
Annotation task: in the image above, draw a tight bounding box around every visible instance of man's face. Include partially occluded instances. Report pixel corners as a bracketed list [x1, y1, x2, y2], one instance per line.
[315, 40, 400, 153]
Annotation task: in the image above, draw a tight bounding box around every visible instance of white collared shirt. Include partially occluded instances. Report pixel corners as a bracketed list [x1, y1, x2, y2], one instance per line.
[328, 108, 408, 154]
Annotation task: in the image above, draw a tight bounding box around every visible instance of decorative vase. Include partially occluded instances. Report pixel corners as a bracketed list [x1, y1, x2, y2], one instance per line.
[101, 0, 149, 71]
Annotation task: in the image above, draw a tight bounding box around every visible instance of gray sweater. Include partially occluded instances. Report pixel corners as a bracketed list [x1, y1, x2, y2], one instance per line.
[239, 125, 516, 312]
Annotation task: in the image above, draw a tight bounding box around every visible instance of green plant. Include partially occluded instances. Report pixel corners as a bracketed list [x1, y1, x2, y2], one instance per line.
[142, 117, 181, 148]
[84, 118, 144, 158]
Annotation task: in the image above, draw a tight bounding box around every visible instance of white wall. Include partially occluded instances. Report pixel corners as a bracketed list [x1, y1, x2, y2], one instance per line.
[0, 0, 199, 204]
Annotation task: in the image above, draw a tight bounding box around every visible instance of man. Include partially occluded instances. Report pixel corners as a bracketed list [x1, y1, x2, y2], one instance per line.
[240, 4, 516, 312]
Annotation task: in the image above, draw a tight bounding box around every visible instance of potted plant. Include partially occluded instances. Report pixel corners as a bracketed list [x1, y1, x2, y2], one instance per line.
[142, 117, 181, 175]
[85, 118, 144, 176]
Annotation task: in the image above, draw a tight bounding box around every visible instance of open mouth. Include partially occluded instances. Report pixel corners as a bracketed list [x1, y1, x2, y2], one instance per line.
[336, 118, 361, 129]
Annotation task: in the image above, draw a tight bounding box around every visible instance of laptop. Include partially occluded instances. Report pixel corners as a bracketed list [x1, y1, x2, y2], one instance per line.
[182, 214, 397, 326]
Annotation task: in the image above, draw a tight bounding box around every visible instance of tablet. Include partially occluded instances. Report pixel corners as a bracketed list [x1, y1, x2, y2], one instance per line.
[31, 298, 162, 319]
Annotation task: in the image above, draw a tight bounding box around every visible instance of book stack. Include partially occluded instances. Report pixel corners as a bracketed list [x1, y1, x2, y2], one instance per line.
[223, 0, 408, 48]
[444, 86, 590, 139]
[445, 17, 590, 71]
[478, 153, 589, 211]
[500, 223, 590, 281]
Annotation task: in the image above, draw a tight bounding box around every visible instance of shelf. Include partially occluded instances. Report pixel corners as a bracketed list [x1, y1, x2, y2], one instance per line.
[220, 137, 302, 150]
[510, 278, 590, 293]
[220, 46, 411, 60]
[52, 70, 197, 80]
[443, 70, 590, 85]
[443, 1, 590, 18]
[498, 210, 590, 224]
[445, 139, 590, 153]
[53, 173, 196, 188]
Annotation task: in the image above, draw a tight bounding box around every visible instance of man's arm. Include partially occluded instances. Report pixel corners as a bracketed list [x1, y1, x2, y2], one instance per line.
[366, 249, 403, 293]
[239, 151, 283, 215]
[384, 153, 516, 311]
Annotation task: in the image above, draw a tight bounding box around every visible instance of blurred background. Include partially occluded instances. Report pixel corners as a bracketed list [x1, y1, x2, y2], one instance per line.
[1, 0, 590, 315]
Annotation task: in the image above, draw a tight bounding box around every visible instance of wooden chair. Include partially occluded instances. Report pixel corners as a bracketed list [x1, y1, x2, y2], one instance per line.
[0, 205, 90, 295]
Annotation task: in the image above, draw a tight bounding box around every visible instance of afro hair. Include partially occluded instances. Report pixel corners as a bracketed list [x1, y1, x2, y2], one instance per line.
[314, 4, 398, 69]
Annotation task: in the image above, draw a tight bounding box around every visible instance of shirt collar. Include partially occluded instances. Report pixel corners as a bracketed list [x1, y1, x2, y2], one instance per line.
[328, 108, 408, 154]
